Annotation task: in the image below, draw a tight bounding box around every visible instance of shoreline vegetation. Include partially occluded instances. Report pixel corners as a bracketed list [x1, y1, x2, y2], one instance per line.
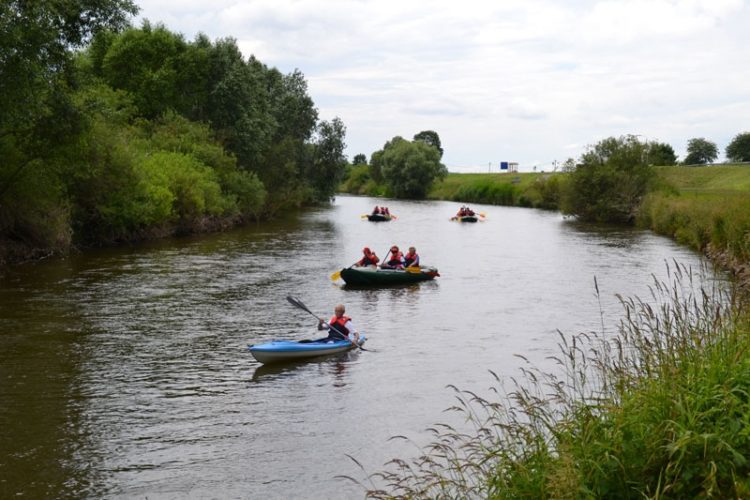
[1, 16, 348, 268]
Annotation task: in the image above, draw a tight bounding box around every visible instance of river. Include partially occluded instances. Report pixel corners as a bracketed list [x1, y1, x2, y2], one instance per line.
[0, 195, 708, 498]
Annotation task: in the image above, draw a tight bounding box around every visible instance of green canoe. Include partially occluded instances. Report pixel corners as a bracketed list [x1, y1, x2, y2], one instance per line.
[339, 266, 440, 285]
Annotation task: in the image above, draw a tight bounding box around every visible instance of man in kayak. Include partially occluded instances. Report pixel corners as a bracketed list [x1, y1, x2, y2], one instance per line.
[381, 245, 405, 269]
[355, 247, 379, 267]
[317, 304, 360, 345]
[403, 246, 419, 268]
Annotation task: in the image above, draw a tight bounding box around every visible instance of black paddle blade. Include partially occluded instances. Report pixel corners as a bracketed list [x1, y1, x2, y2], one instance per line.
[286, 295, 312, 315]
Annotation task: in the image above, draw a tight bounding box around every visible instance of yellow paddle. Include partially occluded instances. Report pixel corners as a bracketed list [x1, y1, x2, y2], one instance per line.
[404, 266, 421, 273]
[330, 269, 343, 281]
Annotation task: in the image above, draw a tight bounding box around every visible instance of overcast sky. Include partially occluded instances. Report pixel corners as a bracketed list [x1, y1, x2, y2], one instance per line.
[134, 0, 750, 172]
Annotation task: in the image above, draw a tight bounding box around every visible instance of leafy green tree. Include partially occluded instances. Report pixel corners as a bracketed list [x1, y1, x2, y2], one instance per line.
[413, 130, 444, 158]
[352, 154, 367, 165]
[683, 137, 718, 165]
[309, 117, 347, 201]
[0, 0, 137, 132]
[560, 135, 656, 223]
[725, 132, 750, 162]
[647, 142, 677, 166]
[99, 22, 187, 118]
[380, 137, 447, 198]
[1, 0, 137, 253]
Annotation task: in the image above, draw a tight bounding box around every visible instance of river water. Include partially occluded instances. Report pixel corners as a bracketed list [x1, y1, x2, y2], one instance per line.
[0, 195, 708, 498]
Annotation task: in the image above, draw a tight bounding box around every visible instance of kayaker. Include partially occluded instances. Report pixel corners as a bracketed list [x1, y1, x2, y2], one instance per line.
[403, 246, 419, 268]
[317, 304, 360, 345]
[383, 206, 390, 215]
[355, 247, 379, 267]
[372, 206, 381, 215]
[381, 245, 404, 269]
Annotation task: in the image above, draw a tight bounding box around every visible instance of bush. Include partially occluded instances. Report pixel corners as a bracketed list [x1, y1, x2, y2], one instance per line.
[561, 135, 656, 223]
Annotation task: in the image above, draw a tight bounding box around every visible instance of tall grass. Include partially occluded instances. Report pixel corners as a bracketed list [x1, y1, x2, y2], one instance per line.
[427, 173, 563, 210]
[346, 263, 750, 498]
[639, 192, 750, 266]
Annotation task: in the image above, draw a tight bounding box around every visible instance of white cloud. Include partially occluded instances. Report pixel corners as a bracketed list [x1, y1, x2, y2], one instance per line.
[135, 0, 750, 170]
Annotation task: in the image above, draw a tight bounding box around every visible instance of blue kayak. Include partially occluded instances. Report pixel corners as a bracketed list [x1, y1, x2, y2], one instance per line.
[248, 335, 366, 364]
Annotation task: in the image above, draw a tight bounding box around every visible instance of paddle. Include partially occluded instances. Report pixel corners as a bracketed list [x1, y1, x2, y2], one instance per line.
[286, 295, 369, 350]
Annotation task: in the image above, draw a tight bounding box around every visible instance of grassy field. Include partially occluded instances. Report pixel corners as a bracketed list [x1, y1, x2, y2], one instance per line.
[656, 165, 750, 192]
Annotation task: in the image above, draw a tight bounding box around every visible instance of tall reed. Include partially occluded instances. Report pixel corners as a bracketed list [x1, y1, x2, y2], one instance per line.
[345, 263, 750, 498]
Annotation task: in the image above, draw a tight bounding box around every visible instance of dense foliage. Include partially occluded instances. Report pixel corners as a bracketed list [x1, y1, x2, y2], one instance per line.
[726, 132, 750, 162]
[1, 12, 347, 263]
[647, 141, 678, 165]
[560, 135, 656, 223]
[684, 137, 719, 165]
[370, 135, 447, 198]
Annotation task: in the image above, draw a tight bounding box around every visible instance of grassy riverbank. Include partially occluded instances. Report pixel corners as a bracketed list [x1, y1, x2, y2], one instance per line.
[639, 166, 750, 281]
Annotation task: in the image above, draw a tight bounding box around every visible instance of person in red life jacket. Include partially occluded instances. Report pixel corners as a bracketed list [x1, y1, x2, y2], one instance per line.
[372, 206, 381, 215]
[403, 246, 420, 268]
[355, 247, 379, 267]
[382, 245, 405, 269]
[383, 206, 390, 215]
[317, 304, 360, 344]
[465, 206, 475, 216]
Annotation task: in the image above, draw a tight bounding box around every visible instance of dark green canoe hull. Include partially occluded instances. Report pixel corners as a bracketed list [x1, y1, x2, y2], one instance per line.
[366, 214, 392, 222]
[455, 215, 478, 222]
[339, 267, 439, 285]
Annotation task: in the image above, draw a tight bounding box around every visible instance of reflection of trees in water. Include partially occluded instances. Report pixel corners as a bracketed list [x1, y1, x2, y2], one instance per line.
[563, 219, 651, 249]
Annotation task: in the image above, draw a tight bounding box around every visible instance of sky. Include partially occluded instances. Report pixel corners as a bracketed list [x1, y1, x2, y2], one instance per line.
[133, 0, 750, 172]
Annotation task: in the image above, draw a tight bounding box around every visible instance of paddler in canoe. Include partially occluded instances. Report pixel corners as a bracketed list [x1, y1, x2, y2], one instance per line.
[316, 303, 361, 345]
[403, 246, 419, 268]
[354, 247, 380, 267]
[380, 245, 405, 269]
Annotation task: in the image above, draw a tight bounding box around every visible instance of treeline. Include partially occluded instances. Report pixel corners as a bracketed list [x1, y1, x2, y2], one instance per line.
[0, 2, 347, 264]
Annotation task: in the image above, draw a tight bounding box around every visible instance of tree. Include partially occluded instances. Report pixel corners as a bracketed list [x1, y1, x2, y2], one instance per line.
[0, 0, 137, 132]
[560, 135, 656, 223]
[647, 142, 677, 166]
[725, 132, 750, 162]
[309, 117, 347, 201]
[1, 0, 138, 252]
[683, 137, 718, 165]
[413, 130, 444, 158]
[379, 137, 447, 198]
[352, 154, 367, 165]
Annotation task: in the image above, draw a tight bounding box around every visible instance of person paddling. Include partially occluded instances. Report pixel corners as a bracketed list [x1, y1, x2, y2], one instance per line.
[382, 245, 405, 269]
[317, 304, 360, 345]
[355, 247, 379, 267]
[403, 246, 420, 268]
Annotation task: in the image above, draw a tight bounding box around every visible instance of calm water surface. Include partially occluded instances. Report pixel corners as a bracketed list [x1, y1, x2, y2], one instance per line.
[0, 195, 708, 498]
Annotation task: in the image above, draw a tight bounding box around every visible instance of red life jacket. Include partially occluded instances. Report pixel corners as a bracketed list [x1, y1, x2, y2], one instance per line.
[358, 252, 379, 266]
[404, 252, 419, 267]
[386, 251, 404, 267]
[328, 315, 351, 337]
